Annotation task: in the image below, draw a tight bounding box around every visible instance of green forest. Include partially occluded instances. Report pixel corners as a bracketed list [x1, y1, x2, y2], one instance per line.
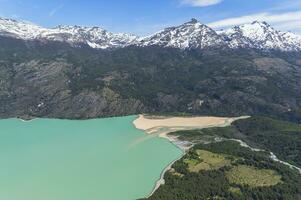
[146, 117, 301, 200]
[172, 117, 301, 168]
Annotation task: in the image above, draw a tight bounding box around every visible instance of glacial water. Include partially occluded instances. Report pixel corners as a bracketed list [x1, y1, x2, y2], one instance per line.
[0, 115, 182, 200]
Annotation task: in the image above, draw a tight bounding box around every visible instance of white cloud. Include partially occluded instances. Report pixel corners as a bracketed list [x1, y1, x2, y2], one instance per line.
[49, 4, 64, 17]
[274, 20, 301, 34]
[180, 0, 222, 7]
[271, 0, 301, 11]
[208, 11, 301, 33]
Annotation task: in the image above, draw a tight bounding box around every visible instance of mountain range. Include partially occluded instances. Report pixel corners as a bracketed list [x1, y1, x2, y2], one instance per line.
[0, 17, 301, 122]
[1, 17, 301, 51]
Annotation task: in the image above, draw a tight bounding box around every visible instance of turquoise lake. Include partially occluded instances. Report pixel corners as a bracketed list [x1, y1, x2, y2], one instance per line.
[0, 115, 183, 200]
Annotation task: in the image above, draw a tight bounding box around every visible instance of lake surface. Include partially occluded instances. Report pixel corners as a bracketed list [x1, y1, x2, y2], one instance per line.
[0, 115, 183, 200]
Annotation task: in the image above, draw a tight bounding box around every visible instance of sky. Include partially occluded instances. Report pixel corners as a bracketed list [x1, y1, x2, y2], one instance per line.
[0, 0, 300, 36]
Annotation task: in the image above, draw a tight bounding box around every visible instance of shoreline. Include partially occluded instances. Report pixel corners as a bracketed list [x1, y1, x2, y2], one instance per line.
[18, 118, 37, 122]
[133, 114, 249, 198]
[147, 152, 185, 198]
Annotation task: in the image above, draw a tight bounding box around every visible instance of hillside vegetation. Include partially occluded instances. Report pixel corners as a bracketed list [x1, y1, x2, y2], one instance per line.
[147, 141, 301, 200]
[172, 117, 301, 168]
[146, 117, 301, 199]
[1, 37, 301, 121]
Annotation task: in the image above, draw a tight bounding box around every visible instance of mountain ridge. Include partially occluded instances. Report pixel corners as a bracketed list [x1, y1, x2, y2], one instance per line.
[219, 21, 301, 51]
[0, 17, 301, 51]
[1, 17, 301, 122]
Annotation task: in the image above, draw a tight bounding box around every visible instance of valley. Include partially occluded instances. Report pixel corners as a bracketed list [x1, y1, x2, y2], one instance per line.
[0, 15, 301, 200]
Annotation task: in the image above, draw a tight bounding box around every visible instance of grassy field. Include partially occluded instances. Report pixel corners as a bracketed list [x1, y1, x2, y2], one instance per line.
[183, 149, 281, 188]
[184, 150, 233, 172]
[226, 165, 282, 188]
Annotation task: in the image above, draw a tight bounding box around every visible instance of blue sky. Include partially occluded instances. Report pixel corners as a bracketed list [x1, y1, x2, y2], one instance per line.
[0, 0, 301, 35]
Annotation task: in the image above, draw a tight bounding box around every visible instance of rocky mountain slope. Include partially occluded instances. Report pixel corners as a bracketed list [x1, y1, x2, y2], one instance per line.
[0, 17, 301, 51]
[0, 36, 301, 121]
[0, 17, 301, 121]
[139, 19, 227, 49]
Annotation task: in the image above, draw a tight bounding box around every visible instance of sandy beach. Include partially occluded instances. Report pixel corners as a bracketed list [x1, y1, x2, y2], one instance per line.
[133, 114, 249, 143]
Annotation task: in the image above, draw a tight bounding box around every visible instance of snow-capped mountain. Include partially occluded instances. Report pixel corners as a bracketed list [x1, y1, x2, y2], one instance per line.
[139, 18, 227, 49]
[0, 17, 138, 49]
[219, 21, 301, 51]
[0, 17, 301, 51]
[37, 25, 138, 49]
[0, 18, 44, 39]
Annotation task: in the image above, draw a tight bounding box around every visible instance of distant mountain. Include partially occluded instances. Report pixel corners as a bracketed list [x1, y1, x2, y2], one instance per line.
[0, 17, 301, 51]
[138, 18, 227, 49]
[0, 17, 138, 49]
[0, 18, 42, 39]
[37, 25, 138, 49]
[219, 21, 301, 51]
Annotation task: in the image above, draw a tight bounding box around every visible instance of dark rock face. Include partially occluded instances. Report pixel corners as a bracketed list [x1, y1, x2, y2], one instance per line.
[0, 59, 146, 119]
[1, 36, 301, 121]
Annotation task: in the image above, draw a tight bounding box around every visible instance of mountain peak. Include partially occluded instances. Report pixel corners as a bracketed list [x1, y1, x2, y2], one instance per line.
[0, 17, 44, 39]
[189, 18, 199, 24]
[53, 25, 105, 32]
[139, 19, 226, 49]
[55, 24, 82, 29]
[220, 20, 301, 51]
[251, 21, 270, 26]
[230, 21, 272, 32]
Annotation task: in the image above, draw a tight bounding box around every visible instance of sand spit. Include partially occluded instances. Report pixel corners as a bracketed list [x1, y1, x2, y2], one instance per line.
[133, 115, 249, 149]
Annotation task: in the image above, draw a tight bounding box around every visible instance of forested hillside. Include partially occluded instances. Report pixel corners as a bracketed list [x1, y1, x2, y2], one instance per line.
[148, 117, 301, 200]
[147, 141, 301, 200]
[1, 36, 301, 121]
